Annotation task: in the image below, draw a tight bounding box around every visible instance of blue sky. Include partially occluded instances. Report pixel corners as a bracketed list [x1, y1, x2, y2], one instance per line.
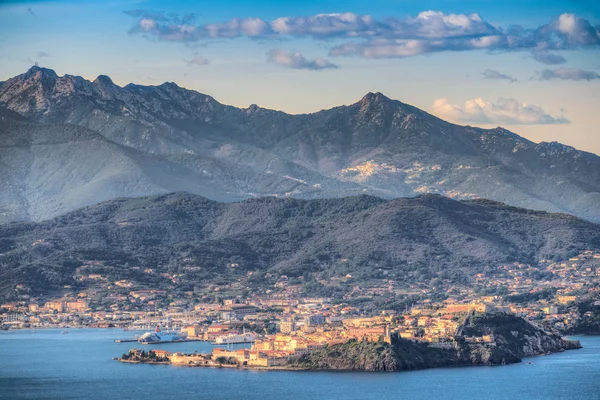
[1, 0, 599, 153]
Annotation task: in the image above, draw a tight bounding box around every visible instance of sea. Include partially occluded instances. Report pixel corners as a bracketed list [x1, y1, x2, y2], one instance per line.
[0, 329, 599, 400]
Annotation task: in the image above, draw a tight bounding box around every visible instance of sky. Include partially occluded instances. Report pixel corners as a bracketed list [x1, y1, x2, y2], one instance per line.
[1, 0, 599, 154]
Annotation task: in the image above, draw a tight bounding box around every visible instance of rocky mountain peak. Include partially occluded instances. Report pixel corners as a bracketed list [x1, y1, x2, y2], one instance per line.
[245, 104, 262, 113]
[354, 92, 399, 126]
[93, 75, 121, 99]
[159, 81, 181, 89]
[0, 66, 60, 114]
[24, 65, 58, 81]
[1, 67, 599, 224]
[535, 141, 576, 156]
[94, 74, 117, 87]
[360, 92, 392, 106]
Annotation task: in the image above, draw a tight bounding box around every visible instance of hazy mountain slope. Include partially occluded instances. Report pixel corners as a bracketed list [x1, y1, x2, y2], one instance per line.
[251, 94, 600, 217]
[0, 115, 229, 222]
[1, 66, 599, 222]
[1, 192, 599, 299]
[0, 113, 330, 223]
[0, 108, 372, 222]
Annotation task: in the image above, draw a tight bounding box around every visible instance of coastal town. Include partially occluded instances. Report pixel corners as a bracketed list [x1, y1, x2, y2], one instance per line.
[2, 248, 599, 370]
[116, 296, 582, 369]
[2, 1, 600, 396]
[2, 249, 599, 337]
[118, 305, 474, 368]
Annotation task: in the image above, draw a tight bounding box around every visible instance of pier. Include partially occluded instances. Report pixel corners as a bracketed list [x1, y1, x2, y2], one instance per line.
[114, 338, 205, 344]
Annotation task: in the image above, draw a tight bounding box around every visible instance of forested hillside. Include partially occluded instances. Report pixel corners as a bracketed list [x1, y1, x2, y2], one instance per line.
[1, 192, 599, 300]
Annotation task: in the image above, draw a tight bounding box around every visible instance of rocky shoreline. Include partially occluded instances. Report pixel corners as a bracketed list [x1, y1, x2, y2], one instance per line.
[118, 313, 582, 373]
[118, 338, 580, 373]
[287, 313, 581, 372]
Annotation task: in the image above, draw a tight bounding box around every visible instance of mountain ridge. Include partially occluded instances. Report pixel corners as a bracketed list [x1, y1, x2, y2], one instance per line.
[1, 66, 599, 223]
[1, 191, 599, 300]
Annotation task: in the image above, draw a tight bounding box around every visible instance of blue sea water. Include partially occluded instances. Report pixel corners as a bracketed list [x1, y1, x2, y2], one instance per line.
[0, 329, 599, 400]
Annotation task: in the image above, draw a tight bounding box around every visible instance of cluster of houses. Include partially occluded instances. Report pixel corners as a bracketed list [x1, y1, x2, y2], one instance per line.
[2, 250, 599, 335]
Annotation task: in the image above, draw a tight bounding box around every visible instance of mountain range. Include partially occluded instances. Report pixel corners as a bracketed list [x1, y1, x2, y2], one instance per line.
[1, 192, 599, 299]
[1, 66, 600, 223]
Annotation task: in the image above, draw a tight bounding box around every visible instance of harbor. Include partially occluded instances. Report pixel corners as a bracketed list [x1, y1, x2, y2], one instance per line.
[2, 321, 599, 400]
[113, 325, 258, 345]
[114, 325, 209, 344]
[114, 338, 205, 344]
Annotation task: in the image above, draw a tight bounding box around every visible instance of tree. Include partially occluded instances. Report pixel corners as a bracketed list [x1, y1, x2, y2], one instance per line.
[227, 357, 238, 365]
[215, 356, 228, 365]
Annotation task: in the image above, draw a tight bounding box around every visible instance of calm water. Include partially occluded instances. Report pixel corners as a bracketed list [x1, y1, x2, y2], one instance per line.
[0, 329, 599, 400]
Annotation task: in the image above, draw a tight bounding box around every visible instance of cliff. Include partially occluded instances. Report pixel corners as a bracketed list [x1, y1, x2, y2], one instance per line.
[289, 340, 402, 371]
[288, 313, 581, 372]
[457, 312, 581, 365]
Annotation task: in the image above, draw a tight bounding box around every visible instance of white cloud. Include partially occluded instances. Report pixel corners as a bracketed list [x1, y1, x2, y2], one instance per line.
[532, 51, 567, 65]
[139, 18, 157, 31]
[269, 13, 382, 38]
[126, 11, 496, 42]
[431, 97, 569, 125]
[387, 11, 497, 39]
[328, 36, 505, 58]
[329, 39, 427, 58]
[187, 56, 210, 66]
[205, 17, 271, 38]
[125, 10, 600, 60]
[553, 13, 600, 45]
[536, 68, 600, 81]
[267, 49, 338, 70]
[482, 69, 516, 82]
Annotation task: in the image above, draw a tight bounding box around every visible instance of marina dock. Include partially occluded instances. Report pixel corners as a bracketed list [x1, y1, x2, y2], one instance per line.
[114, 338, 205, 344]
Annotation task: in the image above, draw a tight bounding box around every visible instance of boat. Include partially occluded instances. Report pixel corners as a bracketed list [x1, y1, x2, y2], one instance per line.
[213, 331, 257, 345]
[137, 325, 186, 344]
[60, 330, 69, 334]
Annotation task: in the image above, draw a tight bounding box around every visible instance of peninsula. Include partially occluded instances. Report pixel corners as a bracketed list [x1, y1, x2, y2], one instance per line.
[118, 312, 581, 372]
